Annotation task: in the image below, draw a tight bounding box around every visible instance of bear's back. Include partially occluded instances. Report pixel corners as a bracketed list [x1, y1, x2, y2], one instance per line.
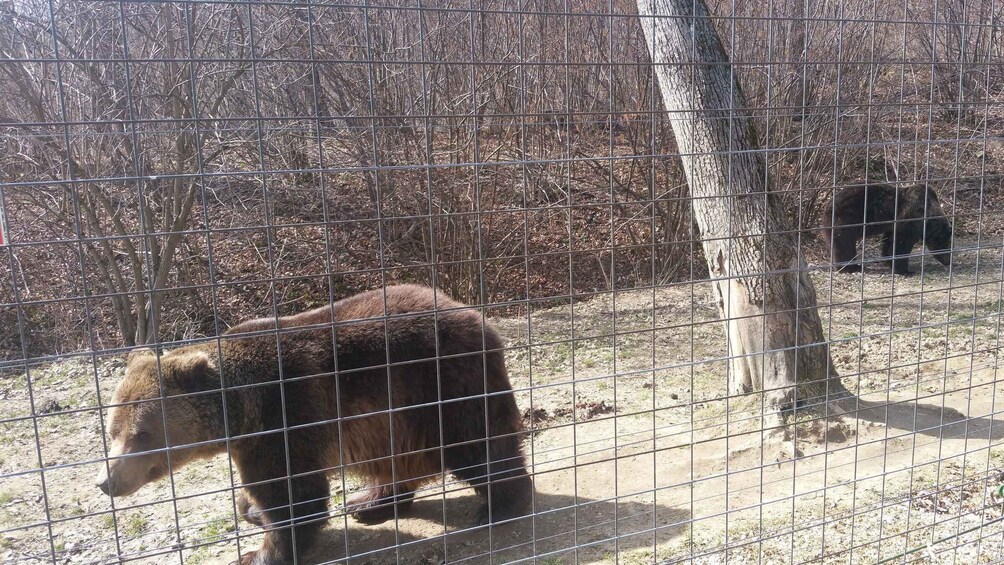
[825, 183, 929, 229]
[272, 285, 467, 327]
[214, 285, 509, 429]
[225, 285, 502, 373]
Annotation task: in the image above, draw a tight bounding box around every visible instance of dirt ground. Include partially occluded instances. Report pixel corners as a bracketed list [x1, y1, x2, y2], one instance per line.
[3, 239, 1004, 564]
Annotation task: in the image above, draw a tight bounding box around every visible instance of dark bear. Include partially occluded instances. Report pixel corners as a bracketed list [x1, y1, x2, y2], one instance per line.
[95, 285, 532, 564]
[822, 182, 953, 275]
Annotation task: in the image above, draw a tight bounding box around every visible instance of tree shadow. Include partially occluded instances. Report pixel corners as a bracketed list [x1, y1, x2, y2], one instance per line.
[308, 490, 690, 564]
[838, 394, 1004, 441]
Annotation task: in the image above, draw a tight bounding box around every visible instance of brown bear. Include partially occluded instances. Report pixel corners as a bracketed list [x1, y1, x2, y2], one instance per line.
[95, 285, 532, 564]
[822, 181, 953, 275]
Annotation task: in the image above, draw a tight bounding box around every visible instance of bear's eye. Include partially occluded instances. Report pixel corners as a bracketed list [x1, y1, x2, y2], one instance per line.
[133, 431, 151, 443]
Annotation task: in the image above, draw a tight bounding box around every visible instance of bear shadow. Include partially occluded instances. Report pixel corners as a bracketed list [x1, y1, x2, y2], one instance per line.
[308, 490, 690, 564]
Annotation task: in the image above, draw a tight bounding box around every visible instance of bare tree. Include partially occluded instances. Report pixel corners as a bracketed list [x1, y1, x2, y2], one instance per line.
[636, 0, 847, 419]
[6, 0, 976, 360]
[914, 0, 1004, 124]
[0, 1, 251, 345]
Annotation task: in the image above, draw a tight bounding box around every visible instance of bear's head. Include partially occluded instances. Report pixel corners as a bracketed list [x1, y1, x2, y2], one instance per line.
[922, 188, 953, 267]
[95, 347, 221, 498]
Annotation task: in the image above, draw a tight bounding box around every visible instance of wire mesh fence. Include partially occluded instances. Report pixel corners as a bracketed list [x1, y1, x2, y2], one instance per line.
[1, 0, 1003, 563]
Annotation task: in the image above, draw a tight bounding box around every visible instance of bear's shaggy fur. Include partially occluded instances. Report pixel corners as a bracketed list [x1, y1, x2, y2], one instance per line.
[96, 285, 532, 564]
[822, 182, 953, 275]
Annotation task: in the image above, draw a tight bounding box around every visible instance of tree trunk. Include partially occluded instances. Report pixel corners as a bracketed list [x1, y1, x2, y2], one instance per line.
[637, 0, 847, 414]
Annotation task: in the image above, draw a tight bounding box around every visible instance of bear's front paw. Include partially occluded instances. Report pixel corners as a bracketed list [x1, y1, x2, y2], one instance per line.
[475, 502, 527, 527]
[232, 549, 284, 565]
[347, 486, 415, 525]
[237, 492, 265, 527]
[475, 504, 492, 527]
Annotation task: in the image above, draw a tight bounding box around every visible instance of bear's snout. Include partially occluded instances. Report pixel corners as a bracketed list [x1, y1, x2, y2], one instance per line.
[95, 463, 114, 496]
[94, 451, 159, 498]
[94, 463, 143, 498]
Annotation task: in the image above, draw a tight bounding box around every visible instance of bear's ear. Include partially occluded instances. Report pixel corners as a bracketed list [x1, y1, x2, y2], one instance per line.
[924, 187, 943, 205]
[165, 350, 215, 391]
[126, 347, 156, 366]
